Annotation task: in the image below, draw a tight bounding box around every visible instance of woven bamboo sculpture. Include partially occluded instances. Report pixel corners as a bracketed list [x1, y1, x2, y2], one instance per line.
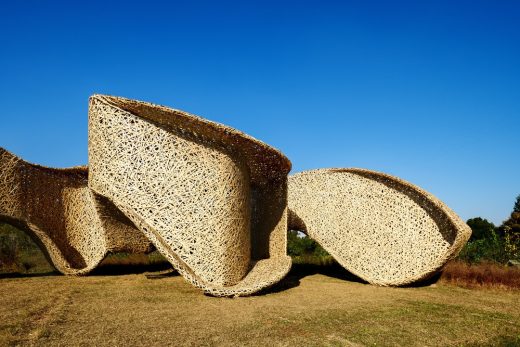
[0, 94, 472, 294]
[288, 169, 471, 286]
[0, 147, 153, 274]
[88, 95, 292, 296]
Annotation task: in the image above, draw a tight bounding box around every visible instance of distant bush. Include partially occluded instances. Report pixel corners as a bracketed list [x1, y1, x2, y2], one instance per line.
[0, 223, 54, 273]
[458, 230, 510, 264]
[466, 217, 496, 242]
[0, 223, 39, 252]
[292, 254, 335, 266]
[0, 232, 19, 267]
[287, 230, 329, 258]
[458, 227, 520, 264]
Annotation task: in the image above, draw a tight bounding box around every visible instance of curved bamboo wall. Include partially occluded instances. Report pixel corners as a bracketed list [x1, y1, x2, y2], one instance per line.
[288, 168, 471, 286]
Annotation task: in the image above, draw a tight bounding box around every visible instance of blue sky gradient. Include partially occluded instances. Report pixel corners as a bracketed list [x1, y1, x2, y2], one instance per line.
[0, 1, 518, 224]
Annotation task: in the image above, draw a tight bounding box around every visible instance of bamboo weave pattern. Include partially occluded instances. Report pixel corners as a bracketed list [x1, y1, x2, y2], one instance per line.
[0, 95, 472, 295]
[0, 147, 153, 274]
[288, 169, 471, 286]
[88, 95, 292, 296]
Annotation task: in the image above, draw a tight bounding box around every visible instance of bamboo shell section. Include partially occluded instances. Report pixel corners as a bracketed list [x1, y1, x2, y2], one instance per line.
[88, 95, 292, 296]
[288, 168, 471, 286]
[0, 147, 153, 275]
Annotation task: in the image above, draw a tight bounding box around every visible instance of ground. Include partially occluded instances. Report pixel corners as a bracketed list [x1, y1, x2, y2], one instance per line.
[1, 266, 519, 347]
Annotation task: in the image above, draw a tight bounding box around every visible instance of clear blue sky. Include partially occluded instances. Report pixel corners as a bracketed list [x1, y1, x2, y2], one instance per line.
[0, 1, 518, 225]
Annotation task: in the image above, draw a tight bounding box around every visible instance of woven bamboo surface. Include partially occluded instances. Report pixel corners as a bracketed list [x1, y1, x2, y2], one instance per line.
[0, 94, 472, 295]
[88, 95, 291, 296]
[0, 147, 152, 275]
[288, 168, 471, 286]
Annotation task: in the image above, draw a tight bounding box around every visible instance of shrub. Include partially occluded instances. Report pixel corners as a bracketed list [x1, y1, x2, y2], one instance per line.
[466, 217, 496, 242]
[0, 232, 20, 267]
[458, 230, 509, 264]
[287, 230, 329, 257]
[460, 212, 520, 264]
[1, 223, 52, 272]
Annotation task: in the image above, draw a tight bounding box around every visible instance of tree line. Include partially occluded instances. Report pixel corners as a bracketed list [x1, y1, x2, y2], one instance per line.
[461, 194, 520, 264]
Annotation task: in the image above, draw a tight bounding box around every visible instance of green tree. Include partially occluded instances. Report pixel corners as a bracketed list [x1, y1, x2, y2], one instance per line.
[497, 194, 520, 261]
[466, 217, 495, 242]
[287, 230, 328, 257]
[458, 229, 508, 264]
[514, 194, 520, 213]
[459, 214, 519, 264]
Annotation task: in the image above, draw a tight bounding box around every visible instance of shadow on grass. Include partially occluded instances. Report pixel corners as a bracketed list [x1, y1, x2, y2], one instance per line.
[145, 270, 179, 279]
[260, 259, 446, 295]
[1, 254, 445, 295]
[0, 262, 176, 278]
[259, 260, 368, 295]
[0, 271, 59, 279]
[404, 272, 443, 288]
[91, 262, 174, 276]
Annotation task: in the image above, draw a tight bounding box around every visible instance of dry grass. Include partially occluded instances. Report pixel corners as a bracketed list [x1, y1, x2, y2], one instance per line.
[0, 265, 519, 347]
[1, 237, 519, 346]
[440, 261, 520, 290]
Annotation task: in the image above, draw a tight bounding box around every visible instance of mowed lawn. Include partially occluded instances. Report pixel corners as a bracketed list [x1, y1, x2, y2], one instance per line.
[1, 267, 519, 347]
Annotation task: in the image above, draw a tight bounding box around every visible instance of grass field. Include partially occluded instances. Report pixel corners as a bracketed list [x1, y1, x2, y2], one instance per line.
[1, 226, 519, 346]
[1, 264, 519, 347]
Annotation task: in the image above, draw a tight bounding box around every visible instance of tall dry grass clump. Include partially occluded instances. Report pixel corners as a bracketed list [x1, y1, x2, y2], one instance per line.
[440, 260, 520, 289]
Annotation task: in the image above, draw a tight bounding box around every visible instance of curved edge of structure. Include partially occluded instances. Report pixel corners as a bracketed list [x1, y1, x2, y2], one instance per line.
[91, 94, 292, 183]
[116, 201, 292, 297]
[288, 168, 472, 286]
